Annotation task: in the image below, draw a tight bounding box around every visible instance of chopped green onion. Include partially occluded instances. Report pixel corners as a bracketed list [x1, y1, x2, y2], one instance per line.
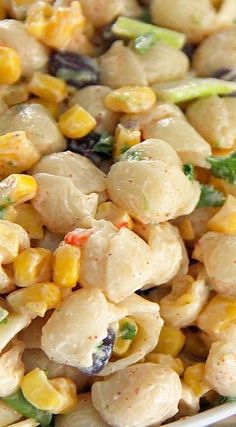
[183, 164, 195, 181]
[92, 132, 114, 156]
[207, 152, 236, 184]
[120, 322, 137, 340]
[131, 32, 158, 54]
[152, 78, 236, 103]
[4, 390, 53, 427]
[0, 307, 8, 324]
[122, 150, 144, 161]
[112, 16, 186, 49]
[197, 184, 225, 208]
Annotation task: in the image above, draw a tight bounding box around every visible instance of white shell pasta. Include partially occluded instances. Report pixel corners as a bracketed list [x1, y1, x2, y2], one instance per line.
[30, 151, 106, 197]
[99, 293, 163, 375]
[0, 104, 65, 156]
[0, 400, 22, 427]
[92, 363, 182, 427]
[55, 393, 109, 427]
[80, 0, 124, 27]
[0, 340, 24, 397]
[143, 117, 212, 168]
[205, 341, 236, 396]
[69, 86, 119, 134]
[179, 382, 200, 416]
[41, 288, 126, 369]
[31, 173, 98, 234]
[0, 313, 30, 353]
[134, 221, 186, 288]
[160, 274, 209, 328]
[107, 139, 200, 224]
[0, 20, 48, 77]
[193, 232, 236, 298]
[79, 220, 153, 302]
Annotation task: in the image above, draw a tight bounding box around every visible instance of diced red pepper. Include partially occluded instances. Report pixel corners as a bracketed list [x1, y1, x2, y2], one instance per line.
[64, 228, 94, 247]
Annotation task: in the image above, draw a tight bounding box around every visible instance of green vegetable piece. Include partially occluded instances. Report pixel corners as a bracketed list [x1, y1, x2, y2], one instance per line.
[120, 322, 137, 340]
[0, 307, 8, 324]
[92, 133, 114, 156]
[152, 78, 236, 103]
[214, 395, 236, 406]
[197, 184, 225, 208]
[122, 150, 144, 161]
[112, 16, 186, 49]
[4, 390, 53, 427]
[207, 152, 236, 184]
[131, 32, 158, 54]
[183, 164, 195, 181]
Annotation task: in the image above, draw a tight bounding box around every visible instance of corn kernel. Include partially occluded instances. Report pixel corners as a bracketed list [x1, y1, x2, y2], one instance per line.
[7, 282, 61, 317]
[0, 131, 40, 178]
[179, 219, 195, 241]
[113, 124, 141, 160]
[105, 86, 156, 114]
[0, 174, 37, 208]
[21, 368, 78, 413]
[26, 1, 85, 49]
[207, 195, 236, 234]
[198, 294, 236, 335]
[113, 317, 138, 357]
[183, 363, 209, 397]
[28, 72, 68, 103]
[0, 45, 21, 85]
[2, 83, 29, 107]
[13, 204, 44, 240]
[59, 104, 96, 139]
[28, 97, 59, 120]
[96, 201, 134, 230]
[14, 248, 53, 287]
[209, 176, 236, 198]
[155, 325, 186, 358]
[146, 353, 184, 375]
[53, 244, 80, 288]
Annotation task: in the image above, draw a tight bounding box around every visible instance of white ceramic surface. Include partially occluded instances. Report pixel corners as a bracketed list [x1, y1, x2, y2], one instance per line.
[165, 402, 236, 427]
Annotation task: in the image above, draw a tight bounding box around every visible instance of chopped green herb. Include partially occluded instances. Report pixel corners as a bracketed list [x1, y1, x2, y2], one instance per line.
[183, 164, 195, 181]
[3, 390, 52, 427]
[121, 144, 131, 154]
[197, 184, 225, 208]
[92, 132, 114, 156]
[0, 196, 13, 209]
[122, 150, 144, 161]
[120, 322, 137, 340]
[214, 395, 236, 406]
[207, 152, 236, 184]
[131, 32, 158, 54]
[112, 16, 186, 49]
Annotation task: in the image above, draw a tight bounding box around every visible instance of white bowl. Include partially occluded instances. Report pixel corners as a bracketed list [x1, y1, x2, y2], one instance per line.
[165, 402, 236, 427]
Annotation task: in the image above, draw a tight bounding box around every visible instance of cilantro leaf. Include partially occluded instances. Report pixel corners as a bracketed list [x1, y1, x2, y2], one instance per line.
[120, 322, 137, 340]
[197, 184, 225, 208]
[132, 32, 158, 54]
[207, 152, 236, 184]
[92, 132, 114, 156]
[183, 164, 195, 181]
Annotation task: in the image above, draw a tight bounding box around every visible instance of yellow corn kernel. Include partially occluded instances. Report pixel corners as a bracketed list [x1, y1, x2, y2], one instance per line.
[7, 282, 61, 317]
[146, 353, 184, 375]
[28, 72, 68, 103]
[0, 45, 21, 85]
[209, 176, 236, 198]
[21, 368, 78, 413]
[0, 0, 6, 20]
[105, 86, 156, 114]
[155, 325, 186, 357]
[96, 201, 134, 230]
[28, 97, 59, 120]
[26, 1, 85, 49]
[199, 294, 236, 334]
[207, 195, 236, 234]
[179, 219, 195, 241]
[113, 317, 138, 357]
[113, 124, 141, 160]
[14, 248, 53, 287]
[0, 131, 40, 178]
[53, 244, 80, 288]
[183, 363, 209, 397]
[59, 104, 96, 139]
[13, 204, 44, 240]
[0, 174, 37, 208]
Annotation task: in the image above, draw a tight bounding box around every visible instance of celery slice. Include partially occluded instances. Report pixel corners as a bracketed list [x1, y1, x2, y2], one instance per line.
[112, 16, 186, 49]
[152, 78, 236, 103]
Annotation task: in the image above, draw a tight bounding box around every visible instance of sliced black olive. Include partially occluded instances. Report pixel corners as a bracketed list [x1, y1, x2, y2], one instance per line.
[79, 328, 115, 375]
[67, 131, 113, 162]
[48, 52, 100, 88]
